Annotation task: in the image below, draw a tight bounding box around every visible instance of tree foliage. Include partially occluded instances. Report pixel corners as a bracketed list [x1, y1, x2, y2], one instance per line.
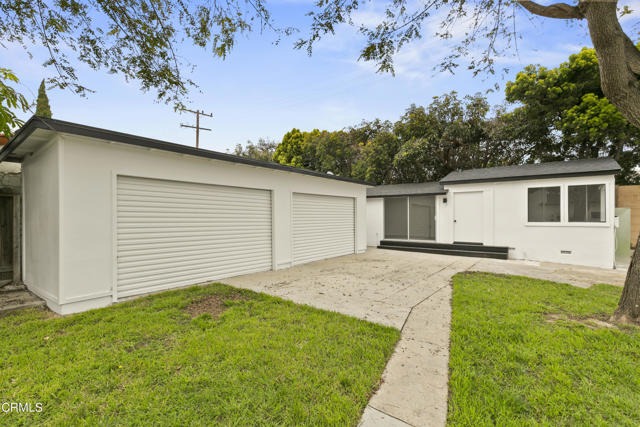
[0, 68, 30, 136]
[299, 0, 640, 130]
[1, 0, 638, 131]
[506, 48, 640, 184]
[36, 79, 52, 118]
[232, 138, 278, 162]
[272, 92, 525, 185]
[273, 128, 306, 168]
[0, 0, 288, 109]
[269, 46, 640, 186]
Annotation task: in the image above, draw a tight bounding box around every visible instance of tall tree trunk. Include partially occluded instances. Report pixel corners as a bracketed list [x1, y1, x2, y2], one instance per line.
[518, 0, 640, 128]
[611, 234, 640, 324]
[582, 1, 640, 129]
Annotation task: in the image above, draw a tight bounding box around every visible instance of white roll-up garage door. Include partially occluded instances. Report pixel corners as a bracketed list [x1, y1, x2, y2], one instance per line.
[292, 193, 355, 265]
[116, 176, 272, 298]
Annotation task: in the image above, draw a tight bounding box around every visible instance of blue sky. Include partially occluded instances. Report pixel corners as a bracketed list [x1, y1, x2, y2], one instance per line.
[7, 0, 640, 153]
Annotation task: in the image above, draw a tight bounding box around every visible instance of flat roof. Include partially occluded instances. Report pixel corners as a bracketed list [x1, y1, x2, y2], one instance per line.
[1, 116, 371, 186]
[367, 182, 446, 198]
[440, 158, 621, 184]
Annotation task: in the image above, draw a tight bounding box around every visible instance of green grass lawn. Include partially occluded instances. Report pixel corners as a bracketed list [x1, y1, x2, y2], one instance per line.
[448, 272, 640, 426]
[0, 283, 400, 426]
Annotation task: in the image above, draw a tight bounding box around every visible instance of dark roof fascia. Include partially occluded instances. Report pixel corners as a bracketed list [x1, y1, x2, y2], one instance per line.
[0, 115, 48, 163]
[2, 116, 373, 186]
[367, 191, 447, 198]
[440, 169, 620, 185]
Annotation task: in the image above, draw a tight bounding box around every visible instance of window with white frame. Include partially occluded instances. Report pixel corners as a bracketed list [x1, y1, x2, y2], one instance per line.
[527, 186, 561, 222]
[568, 184, 606, 222]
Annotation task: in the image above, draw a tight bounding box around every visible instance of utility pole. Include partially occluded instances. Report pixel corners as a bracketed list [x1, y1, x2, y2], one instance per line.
[180, 109, 213, 148]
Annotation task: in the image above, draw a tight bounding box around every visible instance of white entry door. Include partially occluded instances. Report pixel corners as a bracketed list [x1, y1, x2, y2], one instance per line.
[292, 193, 355, 265]
[116, 176, 272, 298]
[453, 191, 484, 244]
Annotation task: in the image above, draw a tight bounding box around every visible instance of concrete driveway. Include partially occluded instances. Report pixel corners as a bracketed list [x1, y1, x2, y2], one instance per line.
[225, 248, 627, 427]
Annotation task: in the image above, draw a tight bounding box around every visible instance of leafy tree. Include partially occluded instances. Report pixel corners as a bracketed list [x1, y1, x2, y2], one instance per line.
[233, 138, 278, 162]
[347, 119, 394, 145]
[36, 79, 52, 118]
[352, 131, 401, 184]
[299, 1, 640, 131]
[272, 128, 306, 168]
[505, 48, 640, 184]
[391, 94, 524, 183]
[307, 130, 358, 177]
[0, 0, 287, 109]
[0, 68, 30, 136]
[275, 93, 526, 185]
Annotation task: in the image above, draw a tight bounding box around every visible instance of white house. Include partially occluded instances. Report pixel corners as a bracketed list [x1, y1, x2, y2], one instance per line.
[0, 116, 368, 314]
[367, 158, 621, 269]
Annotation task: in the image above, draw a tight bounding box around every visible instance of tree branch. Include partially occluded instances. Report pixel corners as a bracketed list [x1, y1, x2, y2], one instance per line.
[623, 34, 640, 75]
[517, 0, 584, 19]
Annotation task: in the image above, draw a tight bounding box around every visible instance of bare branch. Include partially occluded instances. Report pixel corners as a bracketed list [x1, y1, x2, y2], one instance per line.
[517, 0, 584, 19]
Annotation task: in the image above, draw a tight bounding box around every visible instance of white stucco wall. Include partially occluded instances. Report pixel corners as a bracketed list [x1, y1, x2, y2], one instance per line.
[439, 175, 616, 268]
[22, 138, 60, 306]
[369, 175, 615, 269]
[366, 198, 383, 246]
[23, 133, 368, 314]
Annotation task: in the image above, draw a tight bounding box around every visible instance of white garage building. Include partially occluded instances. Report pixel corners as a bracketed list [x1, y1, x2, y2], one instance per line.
[1, 117, 368, 314]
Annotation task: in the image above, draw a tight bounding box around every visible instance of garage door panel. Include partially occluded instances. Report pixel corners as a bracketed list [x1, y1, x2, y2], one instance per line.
[117, 263, 273, 297]
[117, 246, 273, 271]
[292, 193, 355, 265]
[118, 196, 272, 209]
[117, 258, 273, 288]
[117, 235, 272, 251]
[118, 252, 273, 282]
[118, 238, 273, 257]
[116, 176, 272, 297]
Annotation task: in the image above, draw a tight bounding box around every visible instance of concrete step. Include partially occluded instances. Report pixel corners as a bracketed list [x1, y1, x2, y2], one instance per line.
[0, 290, 46, 314]
[0, 283, 27, 293]
[379, 240, 509, 254]
[377, 244, 509, 260]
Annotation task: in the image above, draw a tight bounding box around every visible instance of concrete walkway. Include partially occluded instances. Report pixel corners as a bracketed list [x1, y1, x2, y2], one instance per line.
[225, 248, 627, 427]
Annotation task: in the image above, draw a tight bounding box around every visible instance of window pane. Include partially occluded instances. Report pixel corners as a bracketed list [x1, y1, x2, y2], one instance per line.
[568, 186, 586, 222]
[528, 187, 560, 222]
[409, 196, 436, 240]
[384, 197, 407, 239]
[569, 184, 605, 222]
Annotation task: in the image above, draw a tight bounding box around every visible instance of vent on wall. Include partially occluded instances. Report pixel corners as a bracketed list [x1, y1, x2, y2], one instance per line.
[560, 250, 572, 255]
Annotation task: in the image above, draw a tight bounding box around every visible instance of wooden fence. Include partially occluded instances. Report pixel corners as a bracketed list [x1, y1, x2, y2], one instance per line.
[616, 185, 640, 248]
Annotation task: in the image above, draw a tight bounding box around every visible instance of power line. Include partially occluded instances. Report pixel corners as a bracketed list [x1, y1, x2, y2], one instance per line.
[180, 109, 213, 148]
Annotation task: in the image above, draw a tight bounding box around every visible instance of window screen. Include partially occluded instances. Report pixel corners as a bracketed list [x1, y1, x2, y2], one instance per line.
[409, 196, 436, 240]
[528, 187, 561, 222]
[568, 184, 606, 222]
[384, 197, 407, 239]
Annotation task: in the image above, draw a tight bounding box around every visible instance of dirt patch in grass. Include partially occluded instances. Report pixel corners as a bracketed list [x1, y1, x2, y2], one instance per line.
[544, 313, 617, 330]
[185, 293, 246, 318]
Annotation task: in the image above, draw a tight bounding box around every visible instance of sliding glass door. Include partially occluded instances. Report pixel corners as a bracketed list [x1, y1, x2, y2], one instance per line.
[384, 197, 408, 239]
[384, 196, 436, 240]
[409, 196, 436, 240]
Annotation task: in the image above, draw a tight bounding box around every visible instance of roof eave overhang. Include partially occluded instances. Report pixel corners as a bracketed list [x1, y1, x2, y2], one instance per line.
[367, 191, 447, 198]
[0, 116, 50, 163]
[439, 169, 620, 185]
